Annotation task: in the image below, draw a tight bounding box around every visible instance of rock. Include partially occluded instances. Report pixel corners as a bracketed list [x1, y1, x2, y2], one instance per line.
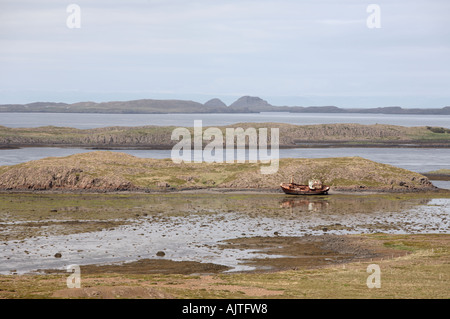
[178, 176, 195, 182]
[157, 182, 170, 188]
[156, 251, 165, 257]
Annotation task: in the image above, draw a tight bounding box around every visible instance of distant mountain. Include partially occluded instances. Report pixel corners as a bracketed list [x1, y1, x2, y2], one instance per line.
[0, 99, 207, 114]
[288, 105, 345, 113]
[229, 96, 273, 111]
[347, 106, 450, 115]
[0, 96, 449, 115]
[204, 98, 227, 108]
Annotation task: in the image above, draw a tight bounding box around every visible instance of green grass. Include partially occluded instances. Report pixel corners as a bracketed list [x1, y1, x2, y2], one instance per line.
[383, 242, 420, 251]
[426, 169, 450, 175]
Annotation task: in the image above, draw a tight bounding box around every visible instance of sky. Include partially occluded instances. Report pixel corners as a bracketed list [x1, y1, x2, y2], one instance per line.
[1, 0, 449, 108]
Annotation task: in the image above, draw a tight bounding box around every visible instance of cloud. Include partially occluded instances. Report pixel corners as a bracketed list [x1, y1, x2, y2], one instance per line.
[0, 0, 449, 106]
[316, 19, 365, 25]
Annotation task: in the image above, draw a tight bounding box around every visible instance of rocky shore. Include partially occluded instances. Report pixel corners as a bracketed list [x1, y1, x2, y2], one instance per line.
[1, 123, 449, 150]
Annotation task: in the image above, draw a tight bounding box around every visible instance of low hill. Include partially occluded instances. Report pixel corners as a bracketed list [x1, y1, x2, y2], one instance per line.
[0, 151, 434, 192]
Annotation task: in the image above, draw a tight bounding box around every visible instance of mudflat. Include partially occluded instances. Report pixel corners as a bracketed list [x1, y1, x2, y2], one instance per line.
[0, 233, 448, 299]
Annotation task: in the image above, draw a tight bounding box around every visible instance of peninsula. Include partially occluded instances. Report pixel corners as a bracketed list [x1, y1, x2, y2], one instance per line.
[0, 151, 435, 192]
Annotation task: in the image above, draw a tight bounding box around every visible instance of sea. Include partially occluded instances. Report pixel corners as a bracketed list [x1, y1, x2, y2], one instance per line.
[1, 112, 450, 129]
[1, 112, 449, 188]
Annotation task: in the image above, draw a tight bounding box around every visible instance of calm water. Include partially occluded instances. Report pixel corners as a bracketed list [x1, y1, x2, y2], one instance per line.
[1, 147, 449, 173]
[1, 112, 450, 129]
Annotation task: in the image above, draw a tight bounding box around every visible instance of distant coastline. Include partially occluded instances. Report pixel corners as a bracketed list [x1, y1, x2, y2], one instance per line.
[1, 96, 449, 115]
[1, 123, 450, 150]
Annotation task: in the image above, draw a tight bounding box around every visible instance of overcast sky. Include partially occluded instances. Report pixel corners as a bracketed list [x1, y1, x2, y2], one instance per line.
[1, 0, 449, 107]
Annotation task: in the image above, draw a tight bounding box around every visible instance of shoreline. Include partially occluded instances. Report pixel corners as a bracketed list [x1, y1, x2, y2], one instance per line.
[1, 123, 450, 151]
[423, 174, 450, 181]
[0, 186, 448, 195]
[0, 151, 443, 193]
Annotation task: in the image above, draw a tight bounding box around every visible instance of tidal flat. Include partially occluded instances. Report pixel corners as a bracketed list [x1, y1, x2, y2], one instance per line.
[0, 191, 448, 276]
[0, 190, 449, 298]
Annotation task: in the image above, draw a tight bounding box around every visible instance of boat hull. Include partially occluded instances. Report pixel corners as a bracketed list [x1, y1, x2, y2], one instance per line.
[280, 183, 330, 195]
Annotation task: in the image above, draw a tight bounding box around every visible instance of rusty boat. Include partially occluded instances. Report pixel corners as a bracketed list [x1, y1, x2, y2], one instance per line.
[280, 177, 330, 195]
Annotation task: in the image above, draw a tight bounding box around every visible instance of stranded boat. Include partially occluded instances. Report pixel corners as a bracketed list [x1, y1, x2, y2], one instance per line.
[280, 177, 330, 195]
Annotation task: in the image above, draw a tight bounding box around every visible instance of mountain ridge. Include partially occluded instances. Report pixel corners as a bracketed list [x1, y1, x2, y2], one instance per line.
[1, 96, 449, 115]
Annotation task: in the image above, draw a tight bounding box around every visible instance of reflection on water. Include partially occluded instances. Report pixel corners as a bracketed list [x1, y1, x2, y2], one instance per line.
[280, 198, 330, 211]
[278, 195, 431, 215]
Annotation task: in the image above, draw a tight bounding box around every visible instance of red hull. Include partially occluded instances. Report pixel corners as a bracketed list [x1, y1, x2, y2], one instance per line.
[280, 183, 330, 195]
